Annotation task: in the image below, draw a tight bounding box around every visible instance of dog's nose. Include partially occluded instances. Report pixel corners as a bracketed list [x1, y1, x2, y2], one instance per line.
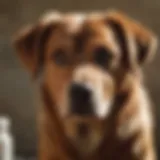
[69, 83, 93, 116]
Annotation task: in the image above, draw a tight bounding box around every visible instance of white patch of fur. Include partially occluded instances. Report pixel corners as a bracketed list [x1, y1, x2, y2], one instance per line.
[132, 87, 154, 158]
[40, 11, 61, 24]
[92, 79, 113, 118]
[94, 98, 112, 118]
[138, 87, 153, 134]
[118, 86, 153, 140]
[66, 14, 85, 33]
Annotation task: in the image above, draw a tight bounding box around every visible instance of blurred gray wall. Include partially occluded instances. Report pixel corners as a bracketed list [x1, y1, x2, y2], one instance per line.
[0, 0, 160, 156]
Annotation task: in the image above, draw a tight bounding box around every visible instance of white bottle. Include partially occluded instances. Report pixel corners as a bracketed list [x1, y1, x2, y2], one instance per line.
[0, 116, 14, 160]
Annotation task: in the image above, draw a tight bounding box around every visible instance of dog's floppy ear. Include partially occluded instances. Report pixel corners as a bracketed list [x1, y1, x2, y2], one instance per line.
[106, 11, 158, 68]
[13, 24, 42, 74]
[13, 12, 61, 76]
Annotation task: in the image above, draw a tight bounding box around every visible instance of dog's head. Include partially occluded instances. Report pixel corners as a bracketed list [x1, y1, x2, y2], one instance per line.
[13, 10, 157, 154]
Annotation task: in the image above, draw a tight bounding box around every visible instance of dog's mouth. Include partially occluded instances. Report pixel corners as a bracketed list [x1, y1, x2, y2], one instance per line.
[63, 115, 106, 155]
[76, 122, 90, 138]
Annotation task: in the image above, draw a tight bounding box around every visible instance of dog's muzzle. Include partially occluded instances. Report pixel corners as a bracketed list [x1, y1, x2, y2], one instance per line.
[65, 64, 115, 119]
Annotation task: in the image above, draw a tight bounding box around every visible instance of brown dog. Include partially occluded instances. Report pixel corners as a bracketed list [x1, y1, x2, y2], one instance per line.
[13, 10, 158, 160]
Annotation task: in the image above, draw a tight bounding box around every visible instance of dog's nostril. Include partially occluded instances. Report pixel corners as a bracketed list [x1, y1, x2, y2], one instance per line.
[69, 83, 91, 102]
[69, 83, 93, 115]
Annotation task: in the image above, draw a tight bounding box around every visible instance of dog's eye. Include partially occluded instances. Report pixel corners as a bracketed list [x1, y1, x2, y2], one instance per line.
[52, 49, 68, 66]
[93, 47, 112, 67]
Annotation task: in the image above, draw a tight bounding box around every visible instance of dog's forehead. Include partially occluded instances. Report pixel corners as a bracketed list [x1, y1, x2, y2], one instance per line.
[40, 11, 106, 33]
[40, 12, 120, 55]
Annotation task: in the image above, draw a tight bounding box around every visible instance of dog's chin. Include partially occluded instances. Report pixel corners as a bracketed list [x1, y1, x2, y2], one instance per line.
[63, 116, 105, 156]
[71, 133, 102, 156]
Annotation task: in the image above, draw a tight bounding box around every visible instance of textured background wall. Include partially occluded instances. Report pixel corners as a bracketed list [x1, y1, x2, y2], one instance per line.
[0, 0, 160, 157]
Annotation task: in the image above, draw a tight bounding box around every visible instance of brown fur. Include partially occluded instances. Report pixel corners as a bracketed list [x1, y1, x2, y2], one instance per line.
[13, 10, 158, 160]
